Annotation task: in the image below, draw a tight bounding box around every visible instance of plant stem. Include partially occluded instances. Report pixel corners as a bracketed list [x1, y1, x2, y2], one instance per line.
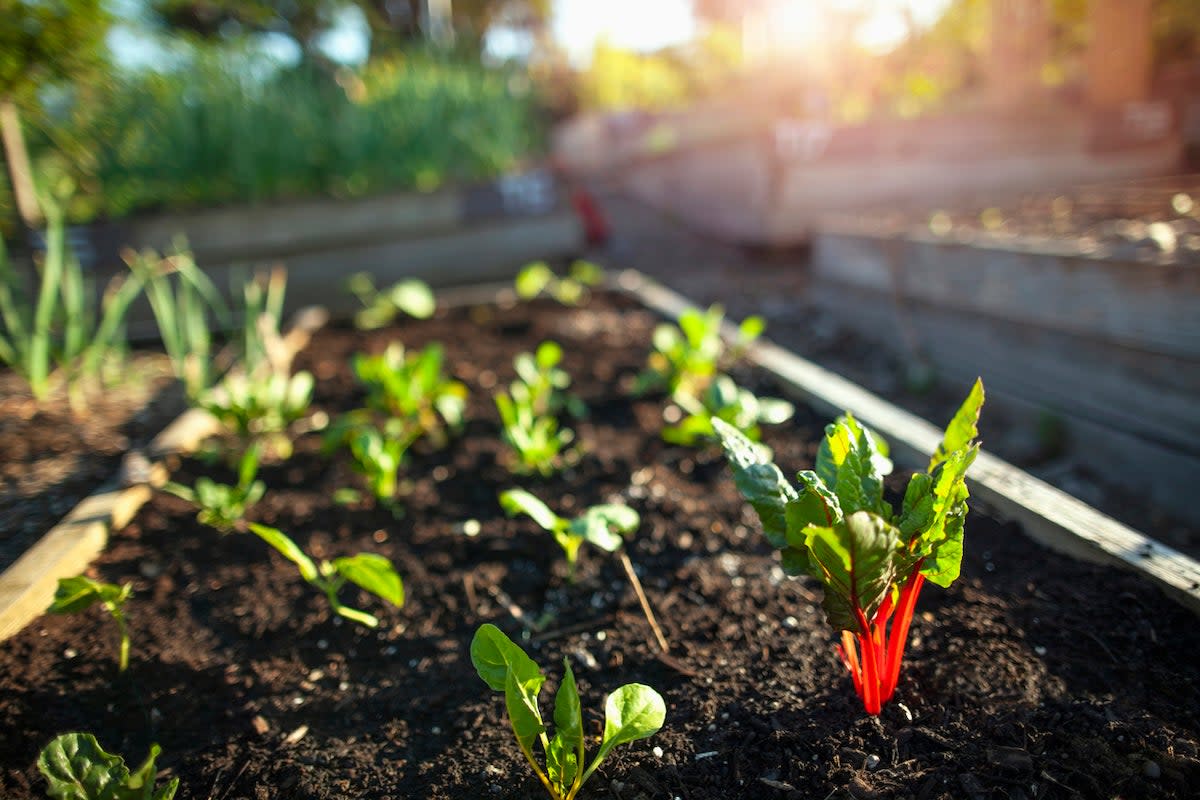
[108, 603, 130, 672]
[882, 563, 926, 702]
[852, 607, 881, 715]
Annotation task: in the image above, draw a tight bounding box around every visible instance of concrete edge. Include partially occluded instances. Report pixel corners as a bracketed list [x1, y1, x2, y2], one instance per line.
[612, 269, 1200, 616]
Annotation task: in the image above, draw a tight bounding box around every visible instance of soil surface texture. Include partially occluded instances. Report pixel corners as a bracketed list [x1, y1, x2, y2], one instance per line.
[2, 294, 1198, 800]
[0, 355, 181, 572]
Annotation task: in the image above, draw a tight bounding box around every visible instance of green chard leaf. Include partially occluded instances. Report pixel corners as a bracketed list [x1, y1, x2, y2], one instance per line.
[248, 524, 318, 582]
[499, 489, 563, 532]
[576, 505, 640, 552]
[805, 511, 902, 633]
[504, 669, 547, 751]
[930, 378, 984, 472]
[593, 684, 666, 766]
[47, 577, 128, 615]
[37, 733, 178, 800]
[332, 553, 405, 607]
[471, 623, 544, 692]
[711, 417, 798, 549]
[547, 659, 583, 790]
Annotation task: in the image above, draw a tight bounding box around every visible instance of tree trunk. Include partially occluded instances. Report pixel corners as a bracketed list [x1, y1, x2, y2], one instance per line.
[0, 97, 42, 229]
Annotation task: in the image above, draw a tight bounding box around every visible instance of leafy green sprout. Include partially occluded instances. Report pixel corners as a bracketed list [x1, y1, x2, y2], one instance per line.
[346, 273, 436, 330]
[196, 368, 315, 449]
[515, 341, 587, 419]
[633, 305, 764, 400]
[662, 373, 794, 447]
[346, 424, 417, 512]
[495, 386, 574, 477]
[38, 733, 178, 800]
[499, 489, 639, 582]
[353, 342, 468, 449]
[515, 261, 605, 306]
[247, 523, 404, 628]
[471, 624, 665, 800]
[163, 443, 265, 533]
[47, 576, 133, 673]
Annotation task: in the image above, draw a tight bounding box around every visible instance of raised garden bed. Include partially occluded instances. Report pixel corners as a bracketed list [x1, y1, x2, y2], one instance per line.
[2, 284, 1199, 799]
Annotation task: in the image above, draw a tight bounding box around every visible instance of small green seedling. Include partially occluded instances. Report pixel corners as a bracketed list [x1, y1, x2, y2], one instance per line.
[38, 733, 178, 800]
[164, 443, 265, 532]
[47, 576, 133, 673]
[347, 425, 415, 511]
[248, 523, 404, 628]
[346, 273, 436, 330]
[196, 369, 313, 463]
[634, 305, 763, 400]
[471, 624, 665, 800]
[354, 342, 467, 449]
[499, 489, 639, 581]
[515, 341, 587, 419]
[663, 374, 793, 447]
[712, 379, 984, 715]
[515, 261, 605, 306]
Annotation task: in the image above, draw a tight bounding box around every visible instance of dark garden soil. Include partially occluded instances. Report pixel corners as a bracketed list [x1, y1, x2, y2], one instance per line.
[2, 293, 1198, 800]
[0, 356, 182, 572]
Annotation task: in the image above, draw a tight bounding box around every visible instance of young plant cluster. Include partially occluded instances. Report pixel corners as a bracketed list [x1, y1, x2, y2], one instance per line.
[494, 341, 580, 477]
[636, 304, 793, 446]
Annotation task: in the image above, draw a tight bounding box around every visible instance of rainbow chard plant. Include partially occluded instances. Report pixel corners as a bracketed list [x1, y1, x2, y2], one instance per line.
[712, 379, 984, 715]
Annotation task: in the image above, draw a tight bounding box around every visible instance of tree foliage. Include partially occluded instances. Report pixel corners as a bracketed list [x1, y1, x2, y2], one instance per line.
[0, 0, 111, 105]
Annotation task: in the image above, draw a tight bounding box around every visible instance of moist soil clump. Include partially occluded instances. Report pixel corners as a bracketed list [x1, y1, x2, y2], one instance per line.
[1, 294, 1197, 799]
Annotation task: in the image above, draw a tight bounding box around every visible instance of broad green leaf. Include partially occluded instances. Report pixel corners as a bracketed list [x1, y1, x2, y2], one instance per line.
[248, 524, 318, 583]
[572, 504, 638, 553]
[897, 473, 934, 541]
[388, 279, 436, 319]
[471, 623, 544, 692]
[549, 659, 583, 789]
[918, 446, 978, 587]
[712, 418, 798, 550]
[47, 577, 125, 616]
[805, 511, 901, 633]
[930, 378, 984, 471]
[504, 669, 547, 751]
[499, 489, 563, 533]
[332, 554, 405, 607]
[37, 733, 178, 800]
[594, 684, 666, 765]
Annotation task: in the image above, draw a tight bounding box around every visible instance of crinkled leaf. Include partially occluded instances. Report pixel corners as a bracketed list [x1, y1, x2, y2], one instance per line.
[918, 446, 978, 587]
[594, 684, 666, 765]
[332, 553, 405, 607]
[248, 524, 318, 583]
[499, 489, 563, 533]
[805, 511, 901, 633]
[471, 623, 544, 693]
[712, 417, 798, 549]
[930, 378, 984, 471]
[816, 415, 890, 517]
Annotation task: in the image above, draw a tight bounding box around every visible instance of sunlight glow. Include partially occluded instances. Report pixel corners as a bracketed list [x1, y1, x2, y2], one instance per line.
[552, 0, 695, 66]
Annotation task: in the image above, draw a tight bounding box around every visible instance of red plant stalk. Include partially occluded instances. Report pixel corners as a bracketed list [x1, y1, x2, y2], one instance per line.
[839, 560, 928, 714]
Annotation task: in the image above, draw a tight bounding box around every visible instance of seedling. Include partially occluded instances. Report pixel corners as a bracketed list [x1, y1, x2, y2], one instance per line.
[346, 273, 436, 330]
[515, 261, 605, 306]
[712, 379, 984, 715]
[499, 489, 639, 581]
[353, 342, 467, 449]
[163, 443, 265, 533]
[248, 523, 404, 628]
[634, 305, 764, 400]
[662, 374, 793, 447]
[197, 369, 314, 449]
[515, 341, 587, 419]
[471, 624, 665, 800]
[47, 576, 133, 673]
[38, 733, 178, 800]
[495, 385, 574, 477]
